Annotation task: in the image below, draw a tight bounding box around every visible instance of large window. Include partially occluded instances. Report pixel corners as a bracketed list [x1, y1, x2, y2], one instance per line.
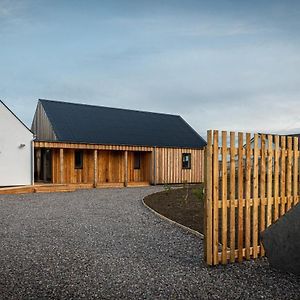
[75, 150, 83, 169]
[134, 152, 141, 169]
[182, 153, 191, 169]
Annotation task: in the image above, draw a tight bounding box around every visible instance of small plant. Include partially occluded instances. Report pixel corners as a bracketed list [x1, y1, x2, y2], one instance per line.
[193, 184, 205, 202]
[163, 184, 172, 194]
[183, 180, 189, 204]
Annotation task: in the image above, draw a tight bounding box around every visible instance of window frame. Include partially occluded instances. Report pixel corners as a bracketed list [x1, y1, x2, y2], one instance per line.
[182, 153, 191, 169]
[74, 150, 83, 169]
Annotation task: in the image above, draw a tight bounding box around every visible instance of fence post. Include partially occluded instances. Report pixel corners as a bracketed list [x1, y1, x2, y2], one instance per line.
[237, 132, 244, 262]
[229, 132, 236, 263]
[293, 137, 298, 206]
[245, 133, 251, 260]
[213, 130, 219, 265]
[252, 134, 259, 258]
[221, 131, 228, 264]
[204, 130, 213, 265]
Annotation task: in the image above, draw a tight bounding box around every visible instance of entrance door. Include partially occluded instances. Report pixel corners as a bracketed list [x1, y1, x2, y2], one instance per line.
[35, 148, 52, 183]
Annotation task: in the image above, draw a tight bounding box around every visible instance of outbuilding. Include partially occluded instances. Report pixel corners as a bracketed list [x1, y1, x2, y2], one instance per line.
[32, 99, 206, 187]
[0, 100, 34, 186]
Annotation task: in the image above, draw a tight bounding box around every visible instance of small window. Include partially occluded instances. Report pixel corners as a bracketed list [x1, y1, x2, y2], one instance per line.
[182, 153, 191, 169]
[134, 152, 141, 169]
[75, 150, 83, 169]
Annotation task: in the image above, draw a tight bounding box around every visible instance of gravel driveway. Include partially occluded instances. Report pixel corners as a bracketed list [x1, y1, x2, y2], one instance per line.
[0, 187, 299, 299]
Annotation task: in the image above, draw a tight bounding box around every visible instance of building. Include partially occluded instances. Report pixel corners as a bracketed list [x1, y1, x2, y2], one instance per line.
[32, 99, 206, 187]
[0, 100, 34, 186]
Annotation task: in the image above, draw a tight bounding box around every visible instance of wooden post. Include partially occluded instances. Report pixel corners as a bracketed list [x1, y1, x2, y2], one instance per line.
[229, 131, 236, 263]
[267, 135, 273, 227]
[204, 130, 213, 265]
[260, 134, 266, 257]
[274, 135, 279, 221]
[280, 136, 286, 217]
[221, 131, 228, 264]
[124, 150, 128, 187]
[293, 137, 298, 205]
[60, 148, 64, 184]
[94, 149, 98, 188]
[237, 132, 244, 262]
[252, 134, 259, 258]
[36, 148, 42, 180]
[286, 137, 292, 211]
[43, 150, 47, 182]
[245, 133, 251, 260]
[213, 130, 219, 265]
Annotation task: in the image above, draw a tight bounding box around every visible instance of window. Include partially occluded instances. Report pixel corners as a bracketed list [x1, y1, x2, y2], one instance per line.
[75, 150, 83, 169]
[182, 153, 191, 169]
[134, 152, 141, 169]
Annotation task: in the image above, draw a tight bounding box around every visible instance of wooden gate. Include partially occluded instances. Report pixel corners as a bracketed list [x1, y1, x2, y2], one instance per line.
[204, 130, 299, 265]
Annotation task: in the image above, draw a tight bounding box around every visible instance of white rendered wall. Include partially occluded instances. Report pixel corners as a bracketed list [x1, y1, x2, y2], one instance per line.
[0, 103, 33, 186]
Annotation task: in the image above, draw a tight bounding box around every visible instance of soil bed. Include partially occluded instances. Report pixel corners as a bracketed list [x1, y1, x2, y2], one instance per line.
[144, 184, 204, 233]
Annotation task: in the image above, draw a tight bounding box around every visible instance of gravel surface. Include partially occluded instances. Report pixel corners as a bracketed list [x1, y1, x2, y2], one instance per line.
[0, 187, 299, 299]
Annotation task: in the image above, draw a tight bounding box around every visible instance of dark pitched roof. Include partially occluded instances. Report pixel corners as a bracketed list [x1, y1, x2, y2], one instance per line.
[38, 99, 206, 148]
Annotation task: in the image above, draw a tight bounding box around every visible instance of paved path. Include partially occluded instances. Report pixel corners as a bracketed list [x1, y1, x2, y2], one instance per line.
[0, 187, 299, 299]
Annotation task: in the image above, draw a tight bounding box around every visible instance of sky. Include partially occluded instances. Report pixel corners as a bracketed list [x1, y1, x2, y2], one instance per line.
[1, 0, 300, 138]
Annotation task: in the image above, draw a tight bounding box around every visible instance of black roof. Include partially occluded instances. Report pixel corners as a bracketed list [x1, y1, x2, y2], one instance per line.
[39, 99, 206, 148]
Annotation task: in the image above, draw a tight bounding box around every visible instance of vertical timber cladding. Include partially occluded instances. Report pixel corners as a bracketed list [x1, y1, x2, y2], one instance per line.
[204, 130, 300, 266]
[52, 148, 94, 184]
[154, 147, 204, 184]
[35, 141, 204, 185]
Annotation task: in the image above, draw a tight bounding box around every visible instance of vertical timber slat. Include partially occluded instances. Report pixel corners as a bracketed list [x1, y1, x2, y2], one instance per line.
[60, 148, 64, 184]
[221, 131, 228, 264]
[245, 133, 251, 260]
[260, 134, 266, 257]
[124, 150, 128, 187]
[230, 132, 236, 263]
[213, 130, 219, 265]
[252, 134, 259, 258]
[204, 130, 213, 265]
[94, 150, 98, 187]
[286, 137, 292, 211]
[274, 136, 279, 221]
[267, 135, 273, 227]
[293, 137, 298, 205]
[238, 132, 244, 262]
[280, 136, 286, 217]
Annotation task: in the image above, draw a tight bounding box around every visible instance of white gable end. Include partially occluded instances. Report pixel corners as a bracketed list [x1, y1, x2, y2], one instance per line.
[0, 101, 33, 186]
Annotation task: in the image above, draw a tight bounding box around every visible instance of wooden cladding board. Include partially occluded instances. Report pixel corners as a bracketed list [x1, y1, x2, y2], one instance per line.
[128, 152, 151, 182]
[205, 130, 299, 266]
[36, 143, 204, 185]
[51, 149, 152, 184]
[35, 141, 153, 152]
[154, 148, 204, 184]
[52, 149, 94, 184]
[98, 150, 124, 183]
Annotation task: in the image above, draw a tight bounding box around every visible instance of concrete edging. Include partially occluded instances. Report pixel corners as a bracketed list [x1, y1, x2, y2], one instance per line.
[142, 198, 204, 239]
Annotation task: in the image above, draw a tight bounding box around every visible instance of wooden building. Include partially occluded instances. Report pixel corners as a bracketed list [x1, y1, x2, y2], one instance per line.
[32, 99, 206, 187]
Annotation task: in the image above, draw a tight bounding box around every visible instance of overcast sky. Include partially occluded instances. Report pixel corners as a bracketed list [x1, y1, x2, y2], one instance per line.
[1, 0, 300, 138]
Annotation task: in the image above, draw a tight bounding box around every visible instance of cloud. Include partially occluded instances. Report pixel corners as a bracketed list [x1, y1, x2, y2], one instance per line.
[1, 0, 300, 138]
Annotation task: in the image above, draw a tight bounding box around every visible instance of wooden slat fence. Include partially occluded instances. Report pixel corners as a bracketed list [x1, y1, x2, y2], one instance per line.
[204, 130, 299, 265]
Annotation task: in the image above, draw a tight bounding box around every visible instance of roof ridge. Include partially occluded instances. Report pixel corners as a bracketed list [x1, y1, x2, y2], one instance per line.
[39, 98, 181, 118]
